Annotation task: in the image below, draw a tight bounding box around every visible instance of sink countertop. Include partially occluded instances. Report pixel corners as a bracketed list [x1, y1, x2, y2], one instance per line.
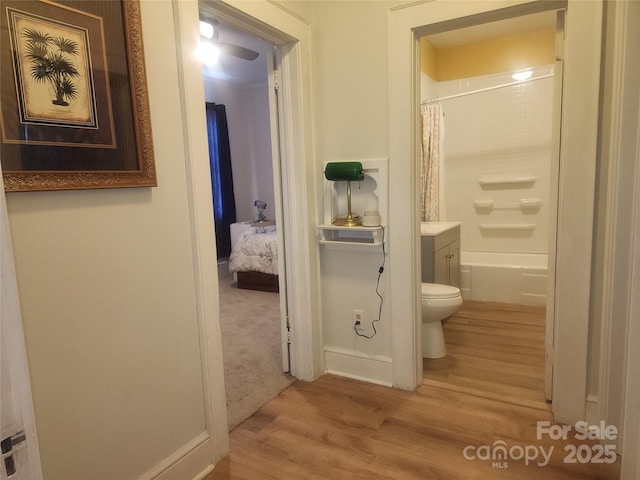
[420, 221, 461, 236]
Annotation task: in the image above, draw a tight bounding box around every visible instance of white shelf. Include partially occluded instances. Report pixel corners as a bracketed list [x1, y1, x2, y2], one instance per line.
[478, 176, 537, 188]
[317, 224, 384, 246]
[519, 198, 543, 209]
[479, 223, 536, 231]
[473, 198, 543, 211]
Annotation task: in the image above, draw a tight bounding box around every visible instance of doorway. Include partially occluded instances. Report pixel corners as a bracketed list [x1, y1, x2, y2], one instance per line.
[193, 0, 320, 382]
[198, 13, 295, 429]
[389, 0, 603, 424]
[418, 11, 560, 407]
[171, 0, 318, 464]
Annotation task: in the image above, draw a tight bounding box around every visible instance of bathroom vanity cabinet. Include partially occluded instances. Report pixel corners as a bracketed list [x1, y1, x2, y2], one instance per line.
[421, 223, 460, 287]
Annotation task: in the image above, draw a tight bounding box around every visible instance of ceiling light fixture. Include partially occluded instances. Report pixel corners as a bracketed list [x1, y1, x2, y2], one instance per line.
[197, 41, 220, 66]
[199, 20, 214, 39]
[197, 17, 260, 62]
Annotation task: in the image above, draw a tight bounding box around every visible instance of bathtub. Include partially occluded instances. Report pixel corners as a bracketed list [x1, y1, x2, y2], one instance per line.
[459, 251, 548, 306]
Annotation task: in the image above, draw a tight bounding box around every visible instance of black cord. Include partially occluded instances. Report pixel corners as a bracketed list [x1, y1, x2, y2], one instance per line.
[354, 226, 386, 339]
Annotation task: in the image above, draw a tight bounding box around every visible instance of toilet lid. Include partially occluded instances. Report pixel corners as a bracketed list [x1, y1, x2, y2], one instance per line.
[421, 283, 461, 299]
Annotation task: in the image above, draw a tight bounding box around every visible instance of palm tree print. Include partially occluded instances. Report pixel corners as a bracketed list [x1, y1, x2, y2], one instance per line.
[22, 27, 81, 107]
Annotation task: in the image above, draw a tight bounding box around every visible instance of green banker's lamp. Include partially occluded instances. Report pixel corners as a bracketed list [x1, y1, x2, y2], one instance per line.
[324, 162, 365, 227]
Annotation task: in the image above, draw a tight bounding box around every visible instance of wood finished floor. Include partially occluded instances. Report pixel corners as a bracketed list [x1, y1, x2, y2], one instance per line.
[206, 301, 620, 480]
[423, 300, 548, 409]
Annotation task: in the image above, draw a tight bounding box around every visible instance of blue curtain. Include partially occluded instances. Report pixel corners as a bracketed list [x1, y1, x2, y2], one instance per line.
[205, 103, 236, 258]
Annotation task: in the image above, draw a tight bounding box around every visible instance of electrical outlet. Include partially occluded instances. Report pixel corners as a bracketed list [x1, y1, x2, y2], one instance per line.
[353, 309, 364, 326]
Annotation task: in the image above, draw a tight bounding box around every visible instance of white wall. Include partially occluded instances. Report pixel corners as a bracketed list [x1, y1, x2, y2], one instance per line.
[311, 1, 402, 385]
[242, 84, 276, 221]
[203, 78, 275, 223]
[431, 67, 555, 254]
[311, 2, 395, 161]
[5, 2, 215, 479]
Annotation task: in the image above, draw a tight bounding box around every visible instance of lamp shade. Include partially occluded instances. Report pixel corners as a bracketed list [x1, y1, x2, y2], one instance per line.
[324, 162, 364, 181]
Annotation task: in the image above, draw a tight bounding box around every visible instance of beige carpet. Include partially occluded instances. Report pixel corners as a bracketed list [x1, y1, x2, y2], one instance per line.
[217, 262, 295, 430]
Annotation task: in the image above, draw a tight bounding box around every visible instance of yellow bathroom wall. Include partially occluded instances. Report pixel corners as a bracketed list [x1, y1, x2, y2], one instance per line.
[421, 37, 438, 79]
[420, 30, 556, 81]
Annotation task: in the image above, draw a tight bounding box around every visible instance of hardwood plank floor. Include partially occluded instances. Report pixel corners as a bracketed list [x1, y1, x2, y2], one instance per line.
[423, 300, 548, 408]
[206, 300, 620, 479]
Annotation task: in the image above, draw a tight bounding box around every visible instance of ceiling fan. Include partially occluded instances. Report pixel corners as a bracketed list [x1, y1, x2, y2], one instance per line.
[199, 18, 259, 61]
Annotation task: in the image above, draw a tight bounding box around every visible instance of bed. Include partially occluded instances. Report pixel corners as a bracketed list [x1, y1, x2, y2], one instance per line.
[229, 222, 279, 293]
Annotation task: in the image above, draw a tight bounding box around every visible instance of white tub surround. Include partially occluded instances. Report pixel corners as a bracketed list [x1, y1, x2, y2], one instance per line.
[460, 251, 547, 305]
[435, 66, 555, 256]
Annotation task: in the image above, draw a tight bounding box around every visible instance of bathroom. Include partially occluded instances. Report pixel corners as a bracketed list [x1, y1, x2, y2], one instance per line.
[419, 13, 556, 304]
[418, 12, 557, 398]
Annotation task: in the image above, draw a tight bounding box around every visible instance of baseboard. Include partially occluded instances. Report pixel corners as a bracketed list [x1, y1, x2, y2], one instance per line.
[585, 393, 600, 424]
[324, 346, 393, 387]
[137, 432, 213, 480]
[520, 292, 547, 305]
[193, 465, 215, 480]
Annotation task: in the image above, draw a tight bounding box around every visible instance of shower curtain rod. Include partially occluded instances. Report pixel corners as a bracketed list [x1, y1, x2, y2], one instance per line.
[422, 73, 555, 103]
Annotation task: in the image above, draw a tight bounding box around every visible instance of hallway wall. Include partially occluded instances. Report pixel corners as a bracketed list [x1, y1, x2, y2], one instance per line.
[311, 1, 401, 385]
[5, 2, 210, 478]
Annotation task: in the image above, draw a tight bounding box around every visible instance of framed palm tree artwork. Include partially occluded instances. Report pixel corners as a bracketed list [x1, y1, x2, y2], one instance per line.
[0, 0, 156, 191]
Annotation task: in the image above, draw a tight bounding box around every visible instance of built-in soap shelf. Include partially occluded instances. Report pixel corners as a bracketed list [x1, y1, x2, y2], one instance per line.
[474, 198, 542, 212]
[318, 225, 384, 247]
[478, 175, 537, 189]
[479, 224, 536, 231]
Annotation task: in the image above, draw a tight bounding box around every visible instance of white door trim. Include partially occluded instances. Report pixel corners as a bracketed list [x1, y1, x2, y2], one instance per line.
[545, 53, 564, 401]
[593, 0, 634, 432]
[551, 0, 603, 425]
[173, 0, 320, 466]
[171, 0, 229, 463]
[0, 178, 44, 480]
[621, 89, 640, 480]
[266, 47, 291, 372]
[389, 0, 603, 423]
[594, 3, 640, 465]
[617, 3, 640, 477]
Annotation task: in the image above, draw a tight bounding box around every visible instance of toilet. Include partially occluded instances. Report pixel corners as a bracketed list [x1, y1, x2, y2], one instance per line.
[421, 283, 463, 359]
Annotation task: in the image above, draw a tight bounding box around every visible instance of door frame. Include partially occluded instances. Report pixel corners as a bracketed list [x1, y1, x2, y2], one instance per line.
[201, 0, 321, 382]
[0, 184, 44, 479]
[266, 47, 291, 372]
[621, 91, 640, 479]
[545, 54, 564, 401]
[599, 0, 640, 473]
[389, 0, 603, 424]
[172, 0, 321, 463]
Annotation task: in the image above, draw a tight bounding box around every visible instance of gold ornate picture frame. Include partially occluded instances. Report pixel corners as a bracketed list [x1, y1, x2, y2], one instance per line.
[0, 0, 156, 191]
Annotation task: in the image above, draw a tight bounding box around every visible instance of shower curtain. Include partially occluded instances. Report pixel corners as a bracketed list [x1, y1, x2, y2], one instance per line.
[420, 102, 445, 222]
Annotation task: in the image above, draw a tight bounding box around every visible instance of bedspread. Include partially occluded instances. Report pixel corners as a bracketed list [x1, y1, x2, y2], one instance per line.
[229, 225, 278, 275]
